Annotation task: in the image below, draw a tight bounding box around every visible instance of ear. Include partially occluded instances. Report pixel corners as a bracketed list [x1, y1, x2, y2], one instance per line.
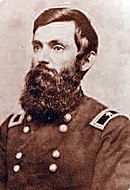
[81, 51, 96, 72]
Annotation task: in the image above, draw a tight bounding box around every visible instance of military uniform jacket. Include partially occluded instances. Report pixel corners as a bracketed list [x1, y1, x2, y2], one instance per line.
[0, 96, 130, 190]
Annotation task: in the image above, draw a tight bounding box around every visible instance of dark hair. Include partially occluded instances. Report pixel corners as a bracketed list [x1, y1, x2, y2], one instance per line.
[33, 8, 98, 61]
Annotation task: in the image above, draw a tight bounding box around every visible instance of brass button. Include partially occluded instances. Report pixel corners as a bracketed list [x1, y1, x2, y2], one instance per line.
[13, 165, 20, 172]
[16, 152, 22, 159]
[64, 113, 72, 122]
[52, 150, 60, 159]
[26, 115, 32, 122]
[49, 164, 58, 173]
[59, 124, 68, 133]
[23, 126, 30, 133]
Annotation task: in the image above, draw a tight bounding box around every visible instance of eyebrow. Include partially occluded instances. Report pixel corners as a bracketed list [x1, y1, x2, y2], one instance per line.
[32, 40, 43, 48]
[32, 39, 68, 48]
[48, 40, 66, 47]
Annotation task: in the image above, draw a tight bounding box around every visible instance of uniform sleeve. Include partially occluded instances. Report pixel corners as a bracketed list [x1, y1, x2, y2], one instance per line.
[0, 116, 12, 189]
[91, 116, 130, 190]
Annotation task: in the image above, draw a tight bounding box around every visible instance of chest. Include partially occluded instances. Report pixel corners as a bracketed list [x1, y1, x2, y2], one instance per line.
[6, 121, 100, 189]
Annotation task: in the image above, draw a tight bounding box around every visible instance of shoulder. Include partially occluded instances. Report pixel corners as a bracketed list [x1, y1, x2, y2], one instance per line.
[89, 108, 129, 131]
[0, 110, 25, 130]
[82, 95, 130, 131]
[8, 110, 25, 128]
[85, 98, 130, 149]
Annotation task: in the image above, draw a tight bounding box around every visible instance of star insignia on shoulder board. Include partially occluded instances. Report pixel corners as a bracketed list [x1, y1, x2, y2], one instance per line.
[89, 109, 123, 131]
[8, 110, 25, 128]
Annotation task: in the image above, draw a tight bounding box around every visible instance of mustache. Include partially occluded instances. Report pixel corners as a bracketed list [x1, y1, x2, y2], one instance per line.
[25, 64, 58, 92]
[33, 63, 58, 75]
[26, 62, 82, 94]
[30, 60, 83, 77]
[27, 64, 58, 82]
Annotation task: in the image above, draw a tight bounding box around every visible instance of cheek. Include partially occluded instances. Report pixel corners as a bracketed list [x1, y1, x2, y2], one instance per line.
[60, 54, 77, 68]
[51, 52, 77, 67]
[61, 48, 78, 65]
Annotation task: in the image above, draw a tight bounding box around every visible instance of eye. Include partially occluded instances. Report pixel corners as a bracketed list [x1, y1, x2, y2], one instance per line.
[33, 45, 41, 53]
[53, 45, 65, 53]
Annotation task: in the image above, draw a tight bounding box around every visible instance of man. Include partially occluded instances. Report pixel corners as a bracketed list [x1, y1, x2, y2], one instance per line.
[0, 7, 130, 190]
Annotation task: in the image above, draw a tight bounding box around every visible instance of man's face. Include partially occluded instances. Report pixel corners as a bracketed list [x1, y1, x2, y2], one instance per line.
[20, 21, 84, 122]
[32, 21, 78, 72]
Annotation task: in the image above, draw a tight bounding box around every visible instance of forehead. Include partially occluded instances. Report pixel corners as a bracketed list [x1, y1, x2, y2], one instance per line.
[34, 21, 76, 44]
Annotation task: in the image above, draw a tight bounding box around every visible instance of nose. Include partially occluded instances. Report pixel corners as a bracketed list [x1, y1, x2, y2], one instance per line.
[38, 47, 50, 65]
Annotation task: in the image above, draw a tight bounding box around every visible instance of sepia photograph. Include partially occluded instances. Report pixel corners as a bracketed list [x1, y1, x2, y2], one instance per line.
[0, 0, 130, 189]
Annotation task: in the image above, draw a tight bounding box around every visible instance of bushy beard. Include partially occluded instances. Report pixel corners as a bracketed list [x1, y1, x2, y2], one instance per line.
[20, 61, 84, 123]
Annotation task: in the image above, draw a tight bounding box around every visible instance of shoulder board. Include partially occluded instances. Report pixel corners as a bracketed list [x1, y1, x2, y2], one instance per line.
[89, 108, 124, 131]
[8, 110, 25, 128]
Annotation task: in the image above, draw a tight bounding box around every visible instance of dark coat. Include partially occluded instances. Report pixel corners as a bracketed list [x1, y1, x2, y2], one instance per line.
[0, 96, 130, 190]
